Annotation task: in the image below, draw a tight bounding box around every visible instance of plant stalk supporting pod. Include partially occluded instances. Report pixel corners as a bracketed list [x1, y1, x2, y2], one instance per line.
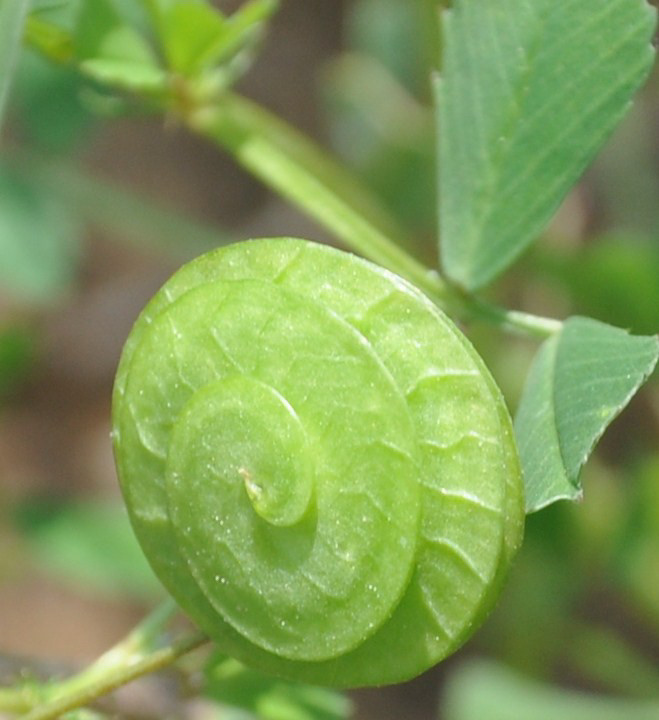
[186, 92, 562, 339]
[112, 237, 525, 688]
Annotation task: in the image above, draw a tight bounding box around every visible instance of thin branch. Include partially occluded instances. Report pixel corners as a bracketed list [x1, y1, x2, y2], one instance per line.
[188, 91, 562, 339]
[20, 631, 209, 720]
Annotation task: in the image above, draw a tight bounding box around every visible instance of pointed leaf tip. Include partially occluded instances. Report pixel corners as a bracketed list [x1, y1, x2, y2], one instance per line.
[515, 316, 658, 513]
[438, 0, 657, 289]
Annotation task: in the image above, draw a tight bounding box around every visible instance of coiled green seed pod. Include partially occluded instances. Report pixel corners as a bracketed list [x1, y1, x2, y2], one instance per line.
[112, 238, 523, 687]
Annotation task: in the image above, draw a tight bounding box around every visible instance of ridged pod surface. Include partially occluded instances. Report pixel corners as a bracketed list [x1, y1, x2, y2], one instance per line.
[112, 238, 524, 687]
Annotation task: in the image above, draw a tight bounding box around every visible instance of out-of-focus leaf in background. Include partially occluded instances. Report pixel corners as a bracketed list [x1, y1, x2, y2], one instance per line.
[345, 0, 432, 95]
[473, 502, 582, 677]
[475, 458, 659, 701]
[0, 165, 81, 304]
[14, 500, 162, 601]
[532, 237, 659, 337]
[0, 0, 29, 127]
[9, 153, 231, 259]
[322, 0, 436, 245]
[615, 454, 659, 635]
[441, 660, 659, 720]
[565, 623, 659, 699]
[323, 52, 434, 241]
[11, 50, 95, 153]
[72, 0, 165, 92]
[204, 652, 353, 720]
[146, 0, 277, 77]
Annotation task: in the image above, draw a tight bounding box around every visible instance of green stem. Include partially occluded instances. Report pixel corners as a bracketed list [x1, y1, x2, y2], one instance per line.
[20, 631, 208, 720]
[51, 598, 180, 698]
[188, 92, 449, 300]
[465, 296, 564, 339]
[0, 688, 36, 715]
[13, 600, 209, 720]
[186, 91, 561, 338]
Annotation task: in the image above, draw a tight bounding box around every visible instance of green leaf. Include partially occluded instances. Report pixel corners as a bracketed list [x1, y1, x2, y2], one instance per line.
[0, 164, 81, 303]
[79, 57, 166, 91]
[442, 660, 659, 720]
[11, 152, 231, 258]
[208, 0, 278, 70]
[147, 0, 276, 76]
[0, 0, 29, 126]
[73, 0, 165, 91]
[26, 0, 151, 62]
[74, 0, 151, 62]
[13, 51, 95, 152]
[146, 0, 227, 74]
[437, 0, 657, 290]
[205, 653, 353, 720]
[515, 316, 659, 512]
[24, 16, 74, 64]
[15, 499, 162, 600]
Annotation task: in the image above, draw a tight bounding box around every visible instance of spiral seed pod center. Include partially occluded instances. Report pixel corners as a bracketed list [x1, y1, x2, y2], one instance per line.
[168, 375, 314, 528]
[120, 276, 421, 663]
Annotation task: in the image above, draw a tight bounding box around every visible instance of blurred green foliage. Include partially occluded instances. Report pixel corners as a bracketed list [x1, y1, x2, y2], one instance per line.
[442, 660, 659, 720]
[13, 499, 162, 601]
[204, 653, 352, 720]
[533, 238, 659, 337]
[12, 52, 94, 152]
[322, 0, 436, 246]
[0, 324, 34, 399]
[0, 164, 81, 303]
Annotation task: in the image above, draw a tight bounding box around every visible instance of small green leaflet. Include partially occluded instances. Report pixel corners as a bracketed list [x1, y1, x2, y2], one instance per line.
[515, 316, 659, 513]
[145, 0, 230, 74]
[437, 0, 657, 290]
[74, 0, 166, 91]
[31, 0, 277, 90]
[204, 652, 352, 720]
[145, 0, 277, 76]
